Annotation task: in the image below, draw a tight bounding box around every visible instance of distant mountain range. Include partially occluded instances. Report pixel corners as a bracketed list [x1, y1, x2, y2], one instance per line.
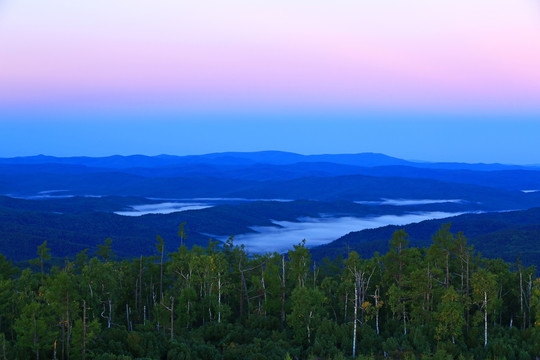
[2, 152, 540, 192]
[1, 151, 539, 267]
[1, 151, 538, 170]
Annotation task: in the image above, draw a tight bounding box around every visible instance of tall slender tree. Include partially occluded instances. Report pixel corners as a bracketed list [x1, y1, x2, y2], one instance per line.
[472, 269, 497, 347]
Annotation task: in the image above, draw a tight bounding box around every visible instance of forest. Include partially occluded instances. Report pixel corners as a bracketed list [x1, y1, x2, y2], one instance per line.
[0, 224, 539, 360]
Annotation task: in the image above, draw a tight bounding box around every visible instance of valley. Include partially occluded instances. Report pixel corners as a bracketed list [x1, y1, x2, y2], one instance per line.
[1, 151, 540, 268]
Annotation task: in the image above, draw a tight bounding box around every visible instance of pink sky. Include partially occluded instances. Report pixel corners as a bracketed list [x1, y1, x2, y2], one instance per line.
[2, 0, 540, 114]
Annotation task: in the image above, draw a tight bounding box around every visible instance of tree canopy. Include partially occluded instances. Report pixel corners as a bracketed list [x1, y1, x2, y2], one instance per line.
[0, 224, 539, 359]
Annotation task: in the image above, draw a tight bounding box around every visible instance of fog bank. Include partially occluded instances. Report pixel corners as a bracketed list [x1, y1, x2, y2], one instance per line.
[233, 212, 461, 253]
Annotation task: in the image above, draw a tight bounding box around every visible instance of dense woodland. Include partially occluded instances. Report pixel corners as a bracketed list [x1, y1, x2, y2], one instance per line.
[0, 224, 539, 360]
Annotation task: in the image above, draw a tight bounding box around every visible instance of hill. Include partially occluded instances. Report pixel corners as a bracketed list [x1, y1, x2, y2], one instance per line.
[311, 207, 540, 268]
[1, 152, 540, 267]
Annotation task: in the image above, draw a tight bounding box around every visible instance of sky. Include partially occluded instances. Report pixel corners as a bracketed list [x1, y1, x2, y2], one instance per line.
[1, 0, 540, 163]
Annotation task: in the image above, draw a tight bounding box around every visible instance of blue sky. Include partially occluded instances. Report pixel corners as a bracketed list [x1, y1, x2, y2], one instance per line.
[1, 0, 540, 164]
[2, 107, 540, 164]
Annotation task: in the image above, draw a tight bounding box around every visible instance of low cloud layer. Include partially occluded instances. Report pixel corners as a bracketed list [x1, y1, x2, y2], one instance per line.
[233, 212, 461, 254]
[356, 198, 464, 206]
[115, 202, 213, 216]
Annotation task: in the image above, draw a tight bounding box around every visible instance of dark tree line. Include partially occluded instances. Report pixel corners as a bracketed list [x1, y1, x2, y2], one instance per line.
[0, 224, 539, 359]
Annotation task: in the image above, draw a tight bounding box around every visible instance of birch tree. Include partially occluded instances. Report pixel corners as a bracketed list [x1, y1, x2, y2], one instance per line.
[288, 286, 324, 346]
[472, 269, 497, 347]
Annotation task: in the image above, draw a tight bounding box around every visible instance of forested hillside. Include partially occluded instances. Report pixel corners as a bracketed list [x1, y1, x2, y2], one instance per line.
[3, 194, 540, 269]
[3, 152, 540, 266]
[1, 225, 539, 360]
[2, 153, 540, 359]
[312, 207, 540, 269]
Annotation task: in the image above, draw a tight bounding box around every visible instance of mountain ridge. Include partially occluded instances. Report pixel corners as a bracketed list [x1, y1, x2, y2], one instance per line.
[1, 151, 540, 268]
[1, 151, 537, 171]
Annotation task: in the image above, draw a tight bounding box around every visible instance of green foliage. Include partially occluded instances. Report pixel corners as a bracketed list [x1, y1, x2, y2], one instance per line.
[288, 240, 311, 289]
[70, 317, 100, 360]
[97, 238, 114, 261]
[0, 224, 538, 359]
[13, 301, 54, 359]
[0, 254, 17, 280]
[532, 279, 540, 326]
[287, 286, 324, 345]
[435, 286, 465, 343]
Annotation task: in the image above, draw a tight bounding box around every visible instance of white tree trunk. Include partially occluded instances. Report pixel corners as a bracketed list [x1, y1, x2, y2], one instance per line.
[344, 292, 348, 323]
[520, 269, 524, 328]
[170, 297, 174, 341]
[373, 287, 380, 335]
[403, 304, 407, 335]
[281, 255, 286, 327]
[307, 311, 313, 344]
[83, 300, 87, 359]
[109, 300, 112, 329]
[352, 280, 358, 359]
[218, 276, 222, 323]
[484, 291, 488, 347]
